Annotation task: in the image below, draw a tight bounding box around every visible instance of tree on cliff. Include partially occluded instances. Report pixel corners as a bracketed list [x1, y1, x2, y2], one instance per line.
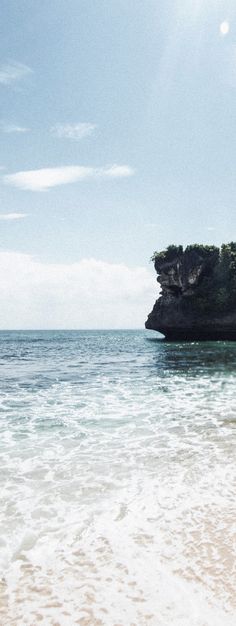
[151, 243, 236, 314]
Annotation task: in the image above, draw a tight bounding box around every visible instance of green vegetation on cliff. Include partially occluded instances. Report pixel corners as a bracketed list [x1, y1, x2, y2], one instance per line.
[151, 243, 236, 314]
[151, 243, 219, 264]
[151, 245, 183, 263]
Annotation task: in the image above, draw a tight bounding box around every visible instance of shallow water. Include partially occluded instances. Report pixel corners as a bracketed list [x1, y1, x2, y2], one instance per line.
[0, 330, 235, 626]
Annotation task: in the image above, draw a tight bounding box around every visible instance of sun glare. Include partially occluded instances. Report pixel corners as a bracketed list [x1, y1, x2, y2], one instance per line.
[220, 21, 230, 36]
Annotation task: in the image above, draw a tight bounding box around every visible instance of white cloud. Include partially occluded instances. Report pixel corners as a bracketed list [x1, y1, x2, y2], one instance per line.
[0, 61, 32, 86]
[51, 122, 96, 140]
[4, 164, 134, 191]
[0, 213, 27, 220]
[1, 123, 30, 133]
[102, 165, 134, 178]
[0, 252, 157, 329]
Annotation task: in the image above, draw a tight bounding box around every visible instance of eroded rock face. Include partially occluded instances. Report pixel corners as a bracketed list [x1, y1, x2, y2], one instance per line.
[145, 246, 236, 340]
[154, 248, 210, 296]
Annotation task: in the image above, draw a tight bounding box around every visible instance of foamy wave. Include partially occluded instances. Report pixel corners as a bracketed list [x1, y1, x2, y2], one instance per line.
[0, 331, 235, 624]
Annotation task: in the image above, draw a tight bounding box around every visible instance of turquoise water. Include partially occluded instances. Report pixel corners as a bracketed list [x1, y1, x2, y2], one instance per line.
[0, 330, 235, 626]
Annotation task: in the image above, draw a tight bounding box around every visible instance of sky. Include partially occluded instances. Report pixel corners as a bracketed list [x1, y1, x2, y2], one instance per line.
[1, 0, 236, 328]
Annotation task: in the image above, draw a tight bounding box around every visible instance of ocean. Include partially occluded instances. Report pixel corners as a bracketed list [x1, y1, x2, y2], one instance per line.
[0, 329, 235, 626]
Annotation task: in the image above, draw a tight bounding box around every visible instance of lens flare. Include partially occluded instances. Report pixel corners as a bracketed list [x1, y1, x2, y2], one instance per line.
[220, 21, 230, 36]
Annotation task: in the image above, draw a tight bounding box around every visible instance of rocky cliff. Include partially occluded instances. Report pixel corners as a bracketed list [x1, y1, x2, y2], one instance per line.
[145, 244, 236, 340]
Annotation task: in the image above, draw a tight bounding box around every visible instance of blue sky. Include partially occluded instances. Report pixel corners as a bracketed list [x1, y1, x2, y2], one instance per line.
[1, 0, 236, 327]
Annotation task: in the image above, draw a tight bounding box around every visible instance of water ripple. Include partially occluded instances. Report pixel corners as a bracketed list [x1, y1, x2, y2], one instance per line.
[0, 330, 235, 625]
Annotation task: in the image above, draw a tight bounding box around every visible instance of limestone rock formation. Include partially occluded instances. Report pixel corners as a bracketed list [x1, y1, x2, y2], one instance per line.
[145, 244, 236, 340]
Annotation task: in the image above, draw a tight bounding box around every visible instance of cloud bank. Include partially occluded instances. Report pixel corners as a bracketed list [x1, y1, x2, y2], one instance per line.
[0, 252, 157, 329]
[51, 123, 96, 140]
[4, 164, 134, 191]
[0, 61, 32, 86]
